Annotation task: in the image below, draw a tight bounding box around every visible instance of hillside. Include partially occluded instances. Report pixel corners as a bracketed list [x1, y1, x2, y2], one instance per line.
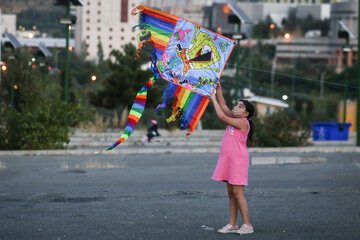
[1, 0, 67, 37]
[1, 0, 53, 14]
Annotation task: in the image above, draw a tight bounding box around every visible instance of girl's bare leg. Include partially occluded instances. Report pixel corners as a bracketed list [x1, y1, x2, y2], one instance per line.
[232, 185, 251, 225]
[226, 182, 238, 226]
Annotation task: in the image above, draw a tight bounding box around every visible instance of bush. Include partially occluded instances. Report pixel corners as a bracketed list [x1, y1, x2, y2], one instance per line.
[250, 109, 311, 147]
[0, 49, 91, 150]
[0, 101, 89, 150]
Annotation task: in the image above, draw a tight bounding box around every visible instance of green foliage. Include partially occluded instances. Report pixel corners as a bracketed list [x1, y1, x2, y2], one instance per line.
[250, 109, 311, 147]
[0, 49, 91, 150]
[89, 43, 165, 109]
[252, 16, 282, 39]
[282, 10, 329, 37]
[0, 101, 89, 150]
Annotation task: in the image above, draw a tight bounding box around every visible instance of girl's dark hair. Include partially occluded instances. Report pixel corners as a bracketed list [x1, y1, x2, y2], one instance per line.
[240, 99, 255, 143]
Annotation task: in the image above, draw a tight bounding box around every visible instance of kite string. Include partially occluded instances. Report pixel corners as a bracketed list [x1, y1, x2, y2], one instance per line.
[227, 63, 359, 89]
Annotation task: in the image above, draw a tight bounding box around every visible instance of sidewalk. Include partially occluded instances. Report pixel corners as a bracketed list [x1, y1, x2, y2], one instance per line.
[0, 130, 359, 156]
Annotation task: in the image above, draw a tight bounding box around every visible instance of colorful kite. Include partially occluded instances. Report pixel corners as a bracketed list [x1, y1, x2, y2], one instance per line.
[107, 5, 235, 150]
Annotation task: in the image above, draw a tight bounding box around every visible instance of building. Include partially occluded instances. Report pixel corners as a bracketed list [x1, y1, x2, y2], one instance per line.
[245, 95, 289, 117]
[75, 0, 140, 61]
[0, 13, 16, 35]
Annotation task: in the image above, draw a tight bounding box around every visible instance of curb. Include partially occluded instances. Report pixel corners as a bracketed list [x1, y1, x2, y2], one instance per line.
[0, 146, 360, 156]
[251, 156, 327, 165]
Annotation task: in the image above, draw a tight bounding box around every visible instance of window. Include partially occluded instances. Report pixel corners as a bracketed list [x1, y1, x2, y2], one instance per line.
[97, 36, 101, 40]
[131, 37, 135, 40]
[86, 35, 90, 39]
[97, 27, 101, 31]
[97, 19, 101, 23]
[109, 36, 113, 40]
[98, 2, 101, 6]
[86, 27, 90, 31]
[109, 28, 113, 32]
[86, 19, 90, 23]
[97, 10, 101, 14]
[109, 44, 112, 49]
[121, 37, 124, 40]
[86, 10, 90, 14]
[121, 28, 124, 32]
[121, 0, 128, 23]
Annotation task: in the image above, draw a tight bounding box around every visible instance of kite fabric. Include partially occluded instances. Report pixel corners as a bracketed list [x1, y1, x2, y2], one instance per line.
[107, 5, 235, 150]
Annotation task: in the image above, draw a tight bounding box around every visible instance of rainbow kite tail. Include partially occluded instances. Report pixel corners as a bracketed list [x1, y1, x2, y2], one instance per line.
[106, 76, 156, 151]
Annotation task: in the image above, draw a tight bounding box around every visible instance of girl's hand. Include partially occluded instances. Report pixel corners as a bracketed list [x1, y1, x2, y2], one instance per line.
[216, 82, 221, 90]
[210, 92, 217, 102]
[232, 108, 246, 118]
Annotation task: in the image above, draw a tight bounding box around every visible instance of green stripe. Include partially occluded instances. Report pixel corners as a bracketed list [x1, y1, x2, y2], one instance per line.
[130, 108, 143, 115]
[130, 109, 142, 118]
[147, 25, 172, 38]
[182, 91, 195, 111]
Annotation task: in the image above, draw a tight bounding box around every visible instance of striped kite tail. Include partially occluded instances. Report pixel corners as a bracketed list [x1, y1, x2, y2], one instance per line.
[106, 76, 156, 151]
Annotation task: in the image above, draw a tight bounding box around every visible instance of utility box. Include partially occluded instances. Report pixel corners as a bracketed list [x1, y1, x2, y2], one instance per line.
[311, 122, 351, 141]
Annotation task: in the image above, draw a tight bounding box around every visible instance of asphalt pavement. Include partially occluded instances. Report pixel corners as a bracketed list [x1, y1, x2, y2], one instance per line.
[0, 152, 359, 240]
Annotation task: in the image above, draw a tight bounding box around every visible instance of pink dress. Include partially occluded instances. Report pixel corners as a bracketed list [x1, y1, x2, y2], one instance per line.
[212, 118, 250, 186]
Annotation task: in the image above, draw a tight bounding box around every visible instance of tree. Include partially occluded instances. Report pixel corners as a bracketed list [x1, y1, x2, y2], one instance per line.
[97, 41, 104, 63]
[0, 49, 91, 150]
[89, 43, 165, 109]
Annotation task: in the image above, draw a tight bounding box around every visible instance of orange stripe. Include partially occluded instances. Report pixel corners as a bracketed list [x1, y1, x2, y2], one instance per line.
[173, 87, 187, 114]
[128, 114, 140, 122]
[189, 98, 210, 132]
[150, 35, 169, 47]
[136, 95, 147, 101]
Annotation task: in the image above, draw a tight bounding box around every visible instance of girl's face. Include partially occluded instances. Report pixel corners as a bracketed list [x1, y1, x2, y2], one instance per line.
[232, 101, 248, 118]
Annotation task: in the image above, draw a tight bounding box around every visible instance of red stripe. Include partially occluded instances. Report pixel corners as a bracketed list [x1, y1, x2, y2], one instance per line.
[136, 95, 147, 101]
[172, 86, 183, 109]
[128, 118, 137, 126]
[153, 42, 166, 52]
[189, 97, 210, 132]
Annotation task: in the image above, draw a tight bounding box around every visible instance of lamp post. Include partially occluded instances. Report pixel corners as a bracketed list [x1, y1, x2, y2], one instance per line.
[64, 1, 70, 102]
[8, 55, 16, 109]
[55, 0, 83, 102]
[357, 0, 360, 146]
[234, 21, 242, 99]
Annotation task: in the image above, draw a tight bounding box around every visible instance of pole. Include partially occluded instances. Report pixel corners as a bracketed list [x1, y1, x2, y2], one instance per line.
[235, 20, 241, 98]
[343, 37, 349, 123]
[357, 0, 360, 146]
[64, 0, 70, 102]
[0, 9, 2, 87]
[10, 60, 14, 108]
[271, 57, 276, 97]
[320, 71, 325, 99]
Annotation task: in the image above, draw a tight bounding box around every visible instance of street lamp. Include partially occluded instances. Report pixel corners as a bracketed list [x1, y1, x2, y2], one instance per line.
[54, 0, 83, 102]
[282, 95, 288, 101]
[91, 75, 97, 82]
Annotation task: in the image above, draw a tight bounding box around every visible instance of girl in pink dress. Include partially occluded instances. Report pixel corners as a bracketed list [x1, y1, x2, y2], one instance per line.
[210, 83, 255, 235]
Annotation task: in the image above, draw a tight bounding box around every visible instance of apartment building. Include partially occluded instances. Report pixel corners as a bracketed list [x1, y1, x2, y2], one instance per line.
[75, 0, 140, 61]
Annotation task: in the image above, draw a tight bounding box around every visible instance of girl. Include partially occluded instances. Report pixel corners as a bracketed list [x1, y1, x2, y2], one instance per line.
[210, 83, 255, 235]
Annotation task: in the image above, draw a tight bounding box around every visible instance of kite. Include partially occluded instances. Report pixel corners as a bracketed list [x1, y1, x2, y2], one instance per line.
[107, 5, 235, 150]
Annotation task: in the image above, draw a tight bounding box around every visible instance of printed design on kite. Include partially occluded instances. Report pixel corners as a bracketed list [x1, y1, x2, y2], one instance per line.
[158, 19, 233, 97]
[187, 25, 220, 73]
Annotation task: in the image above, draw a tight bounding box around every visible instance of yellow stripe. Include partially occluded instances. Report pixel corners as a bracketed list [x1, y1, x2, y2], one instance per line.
[179, 89, 191, 108]
[150, 31, 170, 43]
[150, 35, 169, 47]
